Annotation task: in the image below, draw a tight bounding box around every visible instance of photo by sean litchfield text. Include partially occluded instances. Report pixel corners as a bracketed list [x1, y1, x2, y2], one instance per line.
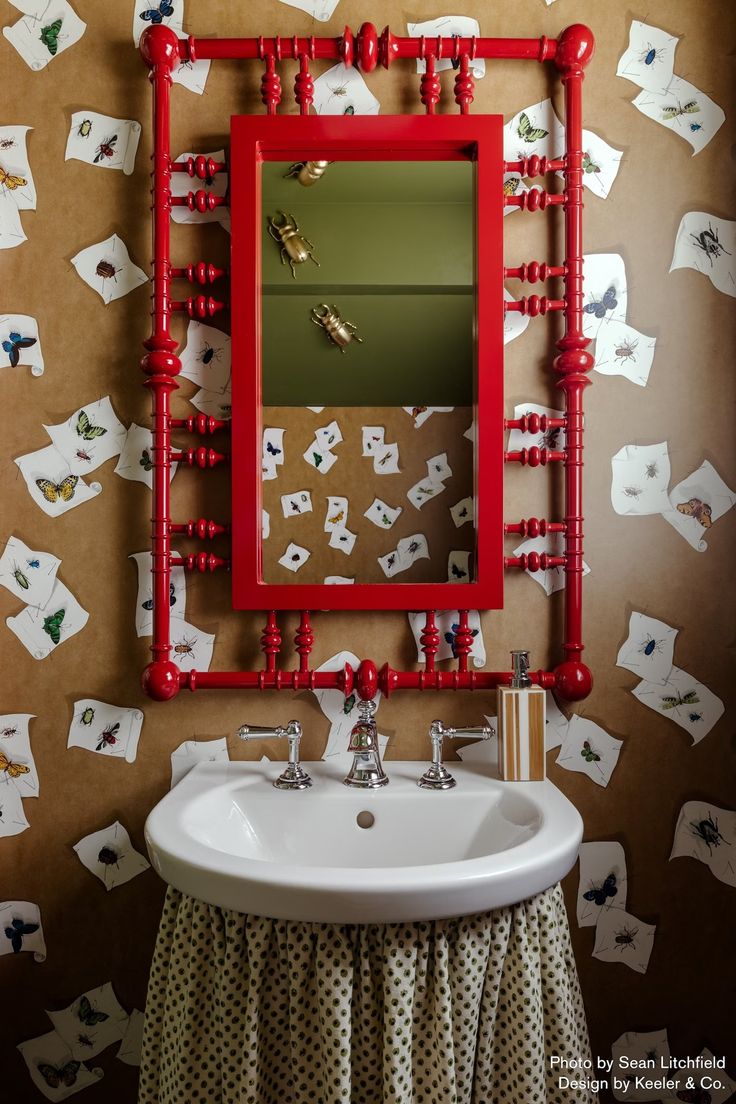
[549, 1052, 730, 1096]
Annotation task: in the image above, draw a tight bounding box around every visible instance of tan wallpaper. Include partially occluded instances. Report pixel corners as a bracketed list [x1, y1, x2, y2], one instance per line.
[1, 0, 735, 1100]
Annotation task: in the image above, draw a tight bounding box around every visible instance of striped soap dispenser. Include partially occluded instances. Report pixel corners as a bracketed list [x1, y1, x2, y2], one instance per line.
[498, 650, 546, 781]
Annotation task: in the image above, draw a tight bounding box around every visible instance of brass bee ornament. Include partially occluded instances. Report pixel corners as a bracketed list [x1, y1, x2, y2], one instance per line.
[310, 304, 363, 352]
[284, 160, 330, 187]
[267, 211, 319, 278]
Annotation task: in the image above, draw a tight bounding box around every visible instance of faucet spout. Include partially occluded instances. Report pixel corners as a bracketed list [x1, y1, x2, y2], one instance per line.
[343, 699, 388, 788]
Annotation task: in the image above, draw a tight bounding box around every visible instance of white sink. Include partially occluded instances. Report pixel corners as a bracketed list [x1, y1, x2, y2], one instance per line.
[145, 760, 583, 923]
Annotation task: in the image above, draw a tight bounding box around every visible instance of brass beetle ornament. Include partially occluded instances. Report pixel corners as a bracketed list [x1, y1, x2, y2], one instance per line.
[284, 160, 330, 187]
[267, 211, 319, 278]
[310, 304, 363, 353]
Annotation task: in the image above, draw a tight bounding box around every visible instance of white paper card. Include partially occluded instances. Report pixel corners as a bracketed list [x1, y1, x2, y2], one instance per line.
[610, 442, 671, 516]
[43, 396, 127, 474]
[364, 497, 402, 529]
[616, 611, 677, 685]
[616, 20, 678, 94]
[179, 321, 231, 393]
[660, 459, 736, 549]
[670, 212, 735, 298]
[324, 496, 348, 531]
[0, 535, 59, 608]
[633, 76, 725, 156]
[632, 665, 724, 744]
[312, 62, 380, 115]
[281, 490, 312, 518]
[407, 610, 486, 669]
[15, 444, 101, 516]
[73, 821, 150, 891]
[4, 1, 86, 71]
[670, 800, 736, 888]
[169, 616, 215, 673]
[0, 900, 45, 960]
[0, 125, 35, 210]
[582, 253, 628, 338]
[555, 715, 623, 788]
[17, 1028, 101, 1100]
[0, 720, 39, 796]
[6, 578, 88, 660]
[67, 700, 144, 764]
[71, 233, 148, 305]
[592, 907, 656, 974]
[593, 320, 657, 388]
[47, 982, 129, 1060]
[611, 1029, 671, 1103]
[0, 779, 30, 837]
[65, 112, 140, 175]
[129, 550, 186, 637]
[278, 542, 310, 573]
[577, 841, 628, 927]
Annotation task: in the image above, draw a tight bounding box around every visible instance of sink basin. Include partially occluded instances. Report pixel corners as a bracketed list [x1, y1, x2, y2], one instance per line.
[145, 760, 583, 923]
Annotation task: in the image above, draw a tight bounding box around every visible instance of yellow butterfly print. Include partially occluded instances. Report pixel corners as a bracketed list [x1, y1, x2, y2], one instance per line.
[0, 752, 30, 779]
[0, 166, 27, 190]
[328, 510, 344, 525]
[35, 475, 79, 503]
[503, 177, 521, 196]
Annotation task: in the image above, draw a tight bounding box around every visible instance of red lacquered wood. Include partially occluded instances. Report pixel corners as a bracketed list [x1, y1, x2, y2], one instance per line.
[504, 552, 566, 571]
[504, 446, 566, 466]
[505, 189, 564, 211]
[169, 518, 230, 540]
[171, 190, 226, 212]
[261, 53, 281, 114]
[454, 53, 474, 114]
[453, 610, 473, 673]
[504, 413, 566, 433]
[420, 54, 441, 115]
[504, 517, 565, 537]
[420, 610, 440, 672]
[180, 664, 356, 694]
[170, 552, 229, 572]
[170, 413, 228, 434]
[552, 24, 595, 700]
[170, 156, 226, 179]
[356, 658, 379, 700]
[294, 611, 313, 672]
[357, 22, 379, 71]
[504, 295, 565, 316]
[139, 25, 180, 699]
[378, 665, 556, 697]
[169, 446, 228, 468]
[504, 155, 565, 176]
[230, 114, 504, 612]
[261, 611, 281, 672]
[294, 53, 314, 115]
[170, 262, 226, 285]
[504, 262, 565, 283]
[170, 295, 226, 318]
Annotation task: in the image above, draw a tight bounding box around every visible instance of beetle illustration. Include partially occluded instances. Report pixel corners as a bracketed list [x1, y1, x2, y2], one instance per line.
[197, 341, 221, 365]
[639, 43, 662, 67]
[77, 119, 92, 139]
[173, 636, 197, 657]
[96, 260, 120, 287]
[80, 707, 95, 726]
[690, 812, 728, 855]
[638, 634, 663, 657]
[690, 223, 731, 267]
[0, 137, 17, 150]
[75, 448, 93, 463]
[615, 338, 639, 364]
[267, 211, 319, 278]
[97, 846, 119, 866]
[614, 925, 639, 951]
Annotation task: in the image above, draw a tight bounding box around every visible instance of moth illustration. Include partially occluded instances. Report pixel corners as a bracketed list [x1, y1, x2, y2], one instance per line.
[42, 608, 65, 645]
[39, 18, 63, 56]
[0, 167, 27, 191]
[0, 752, 30, 779]
[580, 740, 600, 763]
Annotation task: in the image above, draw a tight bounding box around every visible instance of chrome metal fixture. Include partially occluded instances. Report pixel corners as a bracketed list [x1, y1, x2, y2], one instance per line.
[237, 719, 312, 789]
[418, 719, 494, 790]
[343, 699, 388, 789]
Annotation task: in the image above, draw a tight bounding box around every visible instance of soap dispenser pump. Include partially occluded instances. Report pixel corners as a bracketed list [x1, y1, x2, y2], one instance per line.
[498, 650, 546, 781]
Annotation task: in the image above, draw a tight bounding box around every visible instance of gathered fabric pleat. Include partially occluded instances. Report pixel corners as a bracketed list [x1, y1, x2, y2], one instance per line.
[138, 883, 597, 1104]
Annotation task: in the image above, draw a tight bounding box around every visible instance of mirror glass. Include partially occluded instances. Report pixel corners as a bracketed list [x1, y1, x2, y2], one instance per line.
[260, 160, 477, 586]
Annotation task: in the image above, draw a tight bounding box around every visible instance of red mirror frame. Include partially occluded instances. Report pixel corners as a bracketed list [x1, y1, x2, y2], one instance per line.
[229, 114, 504, 611]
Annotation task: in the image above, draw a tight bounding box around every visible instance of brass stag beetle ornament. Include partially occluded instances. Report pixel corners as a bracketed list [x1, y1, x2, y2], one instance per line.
[310, 304, 363, 352]
[267, 211, 319, 278]
[284, 160, 330, 187]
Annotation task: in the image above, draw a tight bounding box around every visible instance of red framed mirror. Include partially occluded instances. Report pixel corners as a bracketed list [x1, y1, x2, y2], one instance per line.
[230, 114, 504, 611]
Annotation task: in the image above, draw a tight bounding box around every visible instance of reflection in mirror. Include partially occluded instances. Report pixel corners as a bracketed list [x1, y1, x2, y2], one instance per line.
[260, 160, 476, 586]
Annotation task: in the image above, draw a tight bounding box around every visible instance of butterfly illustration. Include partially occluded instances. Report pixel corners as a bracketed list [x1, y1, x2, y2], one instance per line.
[444, 623, 478, 658]
[451, 563, 468, 579]
[580, 740, 600, 763]
[142, 582, 176, 611]
[503, 176, 521, 196]
[140, 449, 153, 471]
[265, 441, 282, 457]
[2, 331, 36, 367]
[96, 723, 120, 751]
[676, 497, 712, 529]
[140, 1, 175, 23]
[76, 409, 107, 440]
[0, 752, 30, 779]
[517, 111, 548, 143]
[328, 510, 344, 525]
[78, 994, 109, 1026]
[0, 167, 28, 191]
[35, 475, 78, 504]
[582, 872, 617, 906]
[661, 690, 700, 710]
[38, 1061, 80, 1089]
[582, 152, 601, 174]
[4, 916, 40, 953]
[43, 608, 65, 645]
[411, 406, 427, 418]
[40, 18, 63, 55]
[584, 285, 617, 319]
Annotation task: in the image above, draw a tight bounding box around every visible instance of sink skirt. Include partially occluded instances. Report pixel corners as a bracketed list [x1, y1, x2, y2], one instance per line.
[138, 882, 597, 1104]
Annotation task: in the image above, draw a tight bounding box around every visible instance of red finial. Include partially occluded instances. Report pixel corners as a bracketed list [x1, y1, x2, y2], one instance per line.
[139, 25, 180, 69]
[554, 660, 593, 701]
[555, 25, 595, 73]
[142, 660, 181, 701]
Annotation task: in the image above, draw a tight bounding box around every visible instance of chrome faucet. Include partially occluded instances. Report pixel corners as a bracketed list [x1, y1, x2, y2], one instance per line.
[418, 719, 494, 790]
[343, 699, 388, 788]
[237, 719, 312, 790]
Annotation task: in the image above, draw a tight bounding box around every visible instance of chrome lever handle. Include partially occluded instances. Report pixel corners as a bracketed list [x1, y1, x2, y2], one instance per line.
[418, 720, 494, 790]
[237, 719, 312, 790]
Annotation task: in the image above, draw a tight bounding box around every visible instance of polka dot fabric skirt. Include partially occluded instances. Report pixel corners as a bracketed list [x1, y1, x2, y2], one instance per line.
[138, 882, 597, 1104]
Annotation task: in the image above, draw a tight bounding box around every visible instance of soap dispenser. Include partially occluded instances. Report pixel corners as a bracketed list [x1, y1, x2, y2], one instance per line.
[498, 650, 546, 781]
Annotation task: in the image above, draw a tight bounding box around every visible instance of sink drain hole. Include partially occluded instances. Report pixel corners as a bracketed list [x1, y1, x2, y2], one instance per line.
[356, 811, 375, 829]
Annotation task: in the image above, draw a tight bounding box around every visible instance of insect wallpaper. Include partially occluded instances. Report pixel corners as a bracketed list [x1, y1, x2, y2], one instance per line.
[1, 0, 735, 1101]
